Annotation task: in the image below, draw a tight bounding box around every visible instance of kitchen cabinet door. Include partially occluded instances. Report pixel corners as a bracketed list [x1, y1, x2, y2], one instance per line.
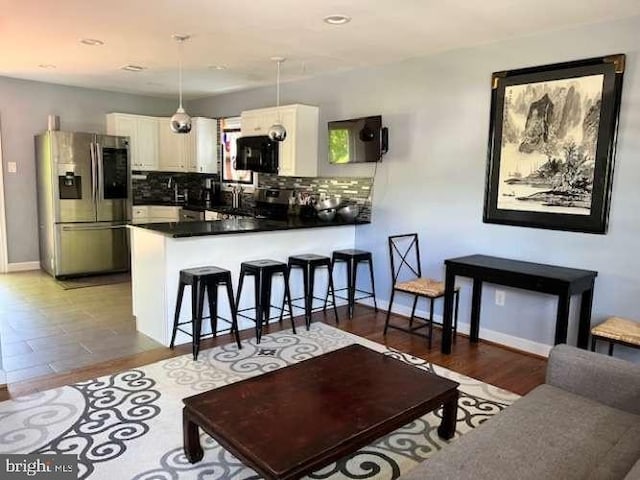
[131, 205, 151, 224]
[132, 206, 150, 219]
[188, 117, 218, 174]
[106, 114, 158, 171]
[136, 117, 159, 170]
[204, 210, 219, 221]
[239, 104, 319, 177]
[275, 107, 297, 176]
[148, 206, 181, 222]
[158, 118, 186, 172]
[241, 111, 270, 136]
[131, 205, 180, 224]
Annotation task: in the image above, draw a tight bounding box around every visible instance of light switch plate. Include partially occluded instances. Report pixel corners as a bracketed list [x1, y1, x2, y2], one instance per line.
[7, 162, 17, 173]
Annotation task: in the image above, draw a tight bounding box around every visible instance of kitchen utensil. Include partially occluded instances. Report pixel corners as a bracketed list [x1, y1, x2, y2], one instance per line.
[315, 197, 340, 211]
[317, 209, 336, 221]
[337, 204, 360, 222]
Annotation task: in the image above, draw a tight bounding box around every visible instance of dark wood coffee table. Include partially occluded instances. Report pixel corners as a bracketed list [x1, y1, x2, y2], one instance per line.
[182, 344, 459, 480]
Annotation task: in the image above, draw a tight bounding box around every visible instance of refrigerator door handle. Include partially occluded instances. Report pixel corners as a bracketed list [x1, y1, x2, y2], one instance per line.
[96, 142, 103, 202]
[62, 224, 128, 231]
[90, 142, 97, 207]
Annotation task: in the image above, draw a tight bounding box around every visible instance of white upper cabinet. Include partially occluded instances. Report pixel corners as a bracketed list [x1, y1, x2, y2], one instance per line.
[189, 117, 218, 174]
[107, 113, 217, 174]
[158, 117, 218, 174]
[240, 111, 270, 136]
[240, 104, 319, 177]
[106, 113, 159, 171]
[158, 118, 186, 172]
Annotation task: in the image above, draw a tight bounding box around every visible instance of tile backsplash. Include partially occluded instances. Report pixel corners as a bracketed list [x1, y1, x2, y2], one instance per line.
[258, 174, 374, 221]
[132, 171, 218, 205]
[132, 170, 374, 221]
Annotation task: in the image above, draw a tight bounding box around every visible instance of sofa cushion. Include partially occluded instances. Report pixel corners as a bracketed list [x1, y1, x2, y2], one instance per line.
[399, 384, 640, 480]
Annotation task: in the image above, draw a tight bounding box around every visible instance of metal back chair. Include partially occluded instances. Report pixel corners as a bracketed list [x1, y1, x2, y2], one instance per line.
[389, 233, 422, 285]
[385, 233, 459, 348]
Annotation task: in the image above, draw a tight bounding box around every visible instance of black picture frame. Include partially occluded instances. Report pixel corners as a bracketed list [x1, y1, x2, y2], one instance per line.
[483, 54, 625, 234]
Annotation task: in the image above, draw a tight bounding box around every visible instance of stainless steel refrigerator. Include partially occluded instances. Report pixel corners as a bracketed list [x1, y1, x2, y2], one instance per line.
[35, 131, 131, 278]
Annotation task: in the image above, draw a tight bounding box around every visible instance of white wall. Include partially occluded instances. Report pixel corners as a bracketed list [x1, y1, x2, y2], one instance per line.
[0, 76, 175, 264]
[190, 16, 640, 360]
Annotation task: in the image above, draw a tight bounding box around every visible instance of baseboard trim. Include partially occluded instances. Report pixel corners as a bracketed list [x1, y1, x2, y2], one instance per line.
[456, 322, 552, 357]
[6, 261, 40, 272]
[358, 298, 552, 358]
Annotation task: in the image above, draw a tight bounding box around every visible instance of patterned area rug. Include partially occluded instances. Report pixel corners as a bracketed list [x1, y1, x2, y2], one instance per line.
[0, 324, 519, 479]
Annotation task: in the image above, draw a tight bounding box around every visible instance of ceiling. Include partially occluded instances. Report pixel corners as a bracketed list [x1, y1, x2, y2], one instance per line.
[1, 0, 639, 99]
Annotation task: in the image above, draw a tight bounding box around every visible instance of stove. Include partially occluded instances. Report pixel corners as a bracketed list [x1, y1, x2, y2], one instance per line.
[254, 188, 293, 220]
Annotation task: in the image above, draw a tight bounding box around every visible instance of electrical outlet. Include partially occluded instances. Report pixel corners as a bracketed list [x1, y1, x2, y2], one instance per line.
[495, 290, 506, 306]
[7, 162, 17, 173]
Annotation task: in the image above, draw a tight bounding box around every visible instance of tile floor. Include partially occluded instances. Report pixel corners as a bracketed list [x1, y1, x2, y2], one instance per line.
[0, 270, 161, 384]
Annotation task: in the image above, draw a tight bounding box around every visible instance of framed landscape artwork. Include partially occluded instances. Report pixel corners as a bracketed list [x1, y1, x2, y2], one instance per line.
[483, 54, 625, 234]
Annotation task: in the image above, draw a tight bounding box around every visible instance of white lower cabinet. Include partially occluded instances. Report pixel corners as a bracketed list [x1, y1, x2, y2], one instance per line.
[131, 205, 180, 224]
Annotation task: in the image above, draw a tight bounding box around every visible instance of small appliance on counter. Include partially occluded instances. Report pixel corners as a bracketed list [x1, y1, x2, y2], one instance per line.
[254, 188, 293, 220]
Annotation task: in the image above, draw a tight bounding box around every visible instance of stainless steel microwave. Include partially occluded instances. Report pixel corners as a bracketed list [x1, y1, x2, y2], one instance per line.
[235, 135, 279, 174]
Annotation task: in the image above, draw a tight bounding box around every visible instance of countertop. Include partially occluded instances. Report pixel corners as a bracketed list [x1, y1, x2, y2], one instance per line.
[131, 217, 369, 238]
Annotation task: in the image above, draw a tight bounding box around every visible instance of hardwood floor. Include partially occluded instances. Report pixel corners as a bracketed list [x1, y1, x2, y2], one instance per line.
[1, 303, 546, 401]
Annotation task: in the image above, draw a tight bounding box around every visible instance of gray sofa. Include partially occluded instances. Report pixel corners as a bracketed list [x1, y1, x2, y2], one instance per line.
[400, 344, 640, 480]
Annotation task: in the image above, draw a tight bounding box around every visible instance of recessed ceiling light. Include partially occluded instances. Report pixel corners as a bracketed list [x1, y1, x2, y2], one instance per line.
[323, 14, 351, 25]
[120, 64, 146, 72]
[38, 64, 56, 69]
[208, 65, 227, 70]
[80, 38, 104, 46]
[171, 33, 191, 42]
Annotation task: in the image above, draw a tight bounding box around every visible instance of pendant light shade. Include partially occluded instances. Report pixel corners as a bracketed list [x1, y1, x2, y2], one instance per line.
[171, 106, 191, 134]
[170, 34, 192, 134]
[268, 57, 287, 142]
[268, 123, 286, 142]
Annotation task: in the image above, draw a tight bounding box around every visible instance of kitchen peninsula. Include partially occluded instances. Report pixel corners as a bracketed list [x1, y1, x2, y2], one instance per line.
[130, 218, 367, 347]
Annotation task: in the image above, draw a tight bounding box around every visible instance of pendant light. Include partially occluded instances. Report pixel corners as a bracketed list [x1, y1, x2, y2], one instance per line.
[170, 34, 192, 134]
[268, 57, 287, 142]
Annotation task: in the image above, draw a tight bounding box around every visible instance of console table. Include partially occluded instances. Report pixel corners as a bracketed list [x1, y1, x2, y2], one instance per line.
[441, 254, 597, 354]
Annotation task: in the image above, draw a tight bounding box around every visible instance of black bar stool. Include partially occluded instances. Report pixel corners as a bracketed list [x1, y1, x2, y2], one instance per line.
[236, 259, 296, 343]
[170, 266, 242, 361]
[330, 249, 378, 319]
[288, 254, 339, 329]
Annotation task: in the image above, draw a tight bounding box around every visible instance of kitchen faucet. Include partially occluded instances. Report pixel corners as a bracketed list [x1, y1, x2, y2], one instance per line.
[174, 182, 188, 204]
[231, 186, 244, 209]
